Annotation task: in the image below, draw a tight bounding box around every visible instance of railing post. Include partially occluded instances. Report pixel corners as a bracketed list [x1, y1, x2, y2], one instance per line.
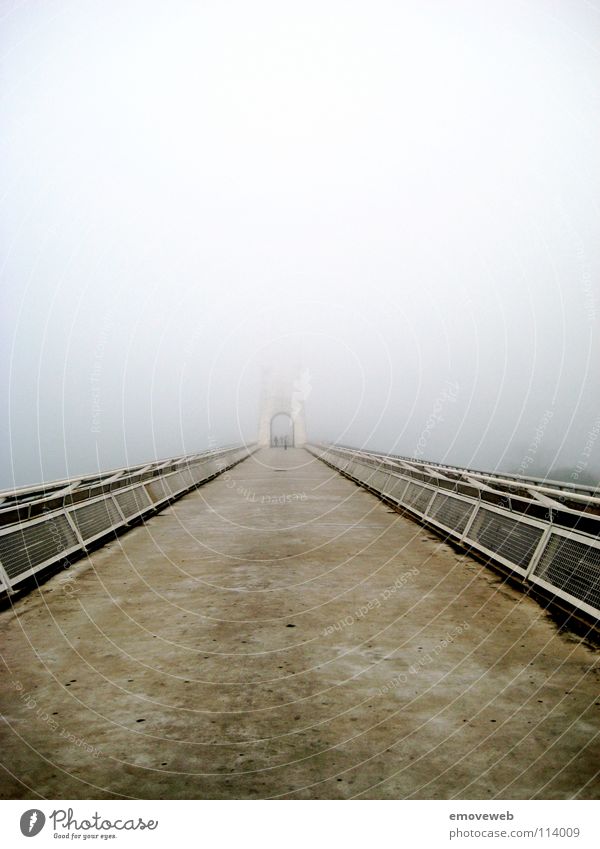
[0, 557, 14, 593]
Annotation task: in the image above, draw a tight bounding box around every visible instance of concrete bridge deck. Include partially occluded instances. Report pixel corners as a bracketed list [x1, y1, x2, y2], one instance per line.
[0, 448, 598, 799]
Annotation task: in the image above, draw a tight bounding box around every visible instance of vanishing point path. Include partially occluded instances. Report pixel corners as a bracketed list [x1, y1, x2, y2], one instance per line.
[1, 449, 598, 799]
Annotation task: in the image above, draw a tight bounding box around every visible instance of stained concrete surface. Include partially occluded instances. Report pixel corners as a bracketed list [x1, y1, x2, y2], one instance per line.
[0, 448, 598, 799]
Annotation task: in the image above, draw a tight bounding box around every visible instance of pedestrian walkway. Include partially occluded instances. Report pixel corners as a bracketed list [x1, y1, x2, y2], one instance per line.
[0, 449, 598, 799]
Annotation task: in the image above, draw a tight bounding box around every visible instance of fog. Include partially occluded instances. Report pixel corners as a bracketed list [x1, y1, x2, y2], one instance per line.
[2, 0, 599, 489]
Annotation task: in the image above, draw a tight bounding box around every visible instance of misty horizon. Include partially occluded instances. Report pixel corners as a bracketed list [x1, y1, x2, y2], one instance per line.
[2, 1, 599, 490]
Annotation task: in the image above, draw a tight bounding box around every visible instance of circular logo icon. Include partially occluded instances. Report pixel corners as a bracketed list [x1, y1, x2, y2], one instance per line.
[20, 810, 46, 837]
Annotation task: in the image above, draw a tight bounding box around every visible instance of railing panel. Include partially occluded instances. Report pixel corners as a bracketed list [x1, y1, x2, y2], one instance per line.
[145, 478, 172, 504]
[0, 444, 255, 593]
[167, 470, 189, 496]
[464, 507, 545, 576]
[402, 482, 436, 515]
[363, 469, 389, 491]
[385, 474, 409, 503]
[190, 462, 210, 484]
[113, 485, 153, 521]
[0, 512, 82, 585]
[530, 531, 600, 617]
[308, 443, 599, 622]
[68, 496, 124, 545]
[427, 493, 476, 536]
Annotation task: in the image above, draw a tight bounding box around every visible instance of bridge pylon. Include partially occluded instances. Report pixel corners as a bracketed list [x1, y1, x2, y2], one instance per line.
[257, 365, 309, 447]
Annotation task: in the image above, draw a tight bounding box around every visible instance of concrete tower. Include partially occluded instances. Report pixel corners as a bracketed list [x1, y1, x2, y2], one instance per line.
[257, 365, 309, 447]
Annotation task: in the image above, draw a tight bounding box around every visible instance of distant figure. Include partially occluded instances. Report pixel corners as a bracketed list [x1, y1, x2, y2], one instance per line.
[273, 436, 279, 448]
[283, 435, 288, 451]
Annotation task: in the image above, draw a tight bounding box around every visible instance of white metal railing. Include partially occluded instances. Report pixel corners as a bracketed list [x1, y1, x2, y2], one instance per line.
[0, 444, 256, 593]
[308, 444, 600, 622]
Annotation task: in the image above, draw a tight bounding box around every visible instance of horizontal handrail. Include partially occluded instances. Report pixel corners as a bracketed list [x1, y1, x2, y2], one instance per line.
[330, 443, 600, 497]
[0, 443, 256, 594]
[0, 444, 243, 504]
[309, 443, 600, 624]
[325, 444, 600, 515]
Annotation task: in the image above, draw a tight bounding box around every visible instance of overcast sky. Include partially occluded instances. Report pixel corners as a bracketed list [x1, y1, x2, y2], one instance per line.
[1, 0, 599, 488]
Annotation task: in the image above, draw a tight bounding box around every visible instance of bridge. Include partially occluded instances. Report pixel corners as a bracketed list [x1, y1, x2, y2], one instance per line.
[1, 430, 599, 799]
